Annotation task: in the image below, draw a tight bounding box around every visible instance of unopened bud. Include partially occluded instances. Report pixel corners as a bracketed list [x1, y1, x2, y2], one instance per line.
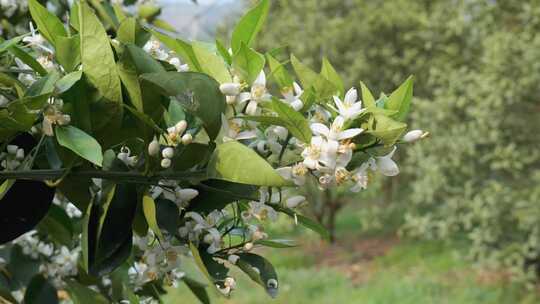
[219, 83, 241, 96]
[267, 279, 278, 289]
[58, 114, 71, 125]
[15, 149, 25, 160]
[181, 133, 193, 145]
[148, 138, 160, 157]
[7, 145, 18, 155]
[243, 242, 254, 251]
[403, 130, 424, 143]
[175, 120, 187, 135]
[162, 147, 175, 159]
[228, 254, 240, 265]
[161, 158, 172, 168]
[286, 196, 306, 209]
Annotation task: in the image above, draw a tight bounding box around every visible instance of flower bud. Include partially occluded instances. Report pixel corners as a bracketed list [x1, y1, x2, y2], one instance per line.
[15, 149, 25, 161]
[181, 133, 193, 145]
[58, 114, 71, 125]
[224, 277, 236, 289]
[176, 188, 199, 202]
[267, 279, 278, 289]
[6, 145, 18, 155]
[403, 130, 424, 143]
[226, 95, 237, 105]
[243, 242, 254, 251]
[161, 158, 172, 168]
[117, 152, 129, 163]
[175, 120, 188, 135]
[162, 147, 175, 159]
[286, 196, 306, 209]
[219, 83, 241, 96]
[227, 254, 240, 265]
[148, 138, 160, 157]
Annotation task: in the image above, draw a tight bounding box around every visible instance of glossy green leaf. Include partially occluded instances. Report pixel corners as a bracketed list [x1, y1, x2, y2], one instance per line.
[8, 45, 47, 76]
[270, 98, 312, 143]
[360, 81, 376, 108]
[291, 55, 336, 99]
[267, 53, 293, 89]
[0, 35, 24, 53]
[117, 56, 144, 112]
[37, 205, 74, 247]
[150, 30, 202, 72]
[55, 71, 83, 94]
[183, 277, 210, 304]
[275, 206, 330, 240]
[189, 243, 228, 293]
[236, 253, 278, 298]
[233, 43, 265, 84]
[255, 239, 298, 248]
[155, 199, 179, 236]
[55, 125, 103, 167]
[28, 0, 67, 46]
[141, 71, 226, 139]
[187, 180, 257, 214]
[117, 18, 150, 47]
[216, 39, 232, 65]
[385, 76, 414, 121]
[66, 280, 109, 304]
[24, 274, 58, 304]
[26, 71, 60, 96]
[55, 35, 81, 73]
[207, 141, 289, 187]
[79, 1, 123, 104]
[231, 0, 270, 52]
[366, 114, 407, 147]
[321, 57, 344, 97]
[142, 194, 164, 242]
[192, 42, 231, 84]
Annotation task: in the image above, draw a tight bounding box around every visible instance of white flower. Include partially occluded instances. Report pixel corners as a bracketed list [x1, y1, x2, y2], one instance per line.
[242, 201, 278, 222]
[118, 147, 138, 167]
[276, 163, 307, 186]
[350, 162, 370, 192]
[143, 39, 168, 61]
[162, 147, 175, 159]
[239, 71, 272, 115]
[282, 82, 304, 111]
[0, 95, 9, 107]
[301, 136, 337, 170]
[168, 56, 189, 72]
[228, 254, 240, 264]
[333, 88, 365, 121]
[203, 228, 222, 254]
[372, 146, 399, 176]
[175, 187, 198, 207]
[310, 116, 363, 142]
[221, 116, 257, 141]
[181, 133, 193, 145]
[22, 22, 53, 54]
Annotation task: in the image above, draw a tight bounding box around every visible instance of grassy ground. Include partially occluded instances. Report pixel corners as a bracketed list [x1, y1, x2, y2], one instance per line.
[164, 204, 540, 304]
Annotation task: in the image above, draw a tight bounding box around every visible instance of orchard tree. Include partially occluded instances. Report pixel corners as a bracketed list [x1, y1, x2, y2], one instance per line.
[0, 0, 425, 302]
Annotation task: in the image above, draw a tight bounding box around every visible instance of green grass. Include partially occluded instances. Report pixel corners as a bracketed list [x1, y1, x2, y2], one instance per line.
[163, 203, 539, 304]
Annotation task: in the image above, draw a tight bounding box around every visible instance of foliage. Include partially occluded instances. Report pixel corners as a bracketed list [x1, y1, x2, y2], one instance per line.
[0, 0, 423, 303]
[257, 0, 540, 285]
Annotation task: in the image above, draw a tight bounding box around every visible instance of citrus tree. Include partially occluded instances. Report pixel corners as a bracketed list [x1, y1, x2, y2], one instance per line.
[0, 0, 425, 302]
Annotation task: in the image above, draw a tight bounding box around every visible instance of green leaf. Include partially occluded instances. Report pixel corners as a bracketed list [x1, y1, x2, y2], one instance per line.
[125, 43, 165, 74]
[141, 71, 226, 139]
[8, 45, 48, 76]
[37, 205, 74, 247]
[117, 18, 150, 47]
[207, 141, 289, 187]
[187, 180, 257, 214]
[291, 55, 336, 99]
[142, 194, 164, 243]
[117, 57, 144, 112]
[360, 81, 376, 108]
[267, 53, 293, 89]
[155, 199, 179, 236]
[233, 43, 265, 84]
[192, 42, 232, 84]
[321, 57, 344, 97]
[366, 114, 407, 147]
[55, 35, 81, 73]
[255, 239, 298, 248]
[172, 143, 210, 171]
[231, 0, 270, 52]
[66, 280, 109, 304]
[216, 39, 232, 65]
[385, 76, 414, 121]
[26, 71, 60, 96]
[183, 277, 210, 304]
[55, 125, 103, 167]
[0, 35, 24, 53]
[236, 253, 278, 298]
[24, 274, 58, 304]
[86, 184, 137, 276]
[28, 0, 67, 46]
[79, 1, 123, 104]
[55, 71, 83, 94]
[270, 98, 311, 143]
[275, 206, 330, 240]
[189, 243, 228, 291]
[150, 30, 202, 72]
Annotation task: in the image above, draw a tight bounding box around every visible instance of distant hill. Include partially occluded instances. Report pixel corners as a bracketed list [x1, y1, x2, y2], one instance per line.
[158, 0, 243, 41]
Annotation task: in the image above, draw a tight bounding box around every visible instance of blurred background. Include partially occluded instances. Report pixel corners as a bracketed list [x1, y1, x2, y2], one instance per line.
[160, 0, 540, 303]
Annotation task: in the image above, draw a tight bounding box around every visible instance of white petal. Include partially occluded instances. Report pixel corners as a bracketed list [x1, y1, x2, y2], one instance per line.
[376, 157, 399, 176]
[276, 167, 293, 179]
[344, 88, 358, 104]
[403, 130, 423, 143]
[236, 130, 258, 140]
[333, 96, 345, 113]
[293, 82, 303, 95]
[337, 128, 363, 140]
[246, 100, 259, 115]
[237, 92, 252, 104]
[310, 123, 330, 137]
[291, 99, 303, 111]
[253, 71, 266, 87]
